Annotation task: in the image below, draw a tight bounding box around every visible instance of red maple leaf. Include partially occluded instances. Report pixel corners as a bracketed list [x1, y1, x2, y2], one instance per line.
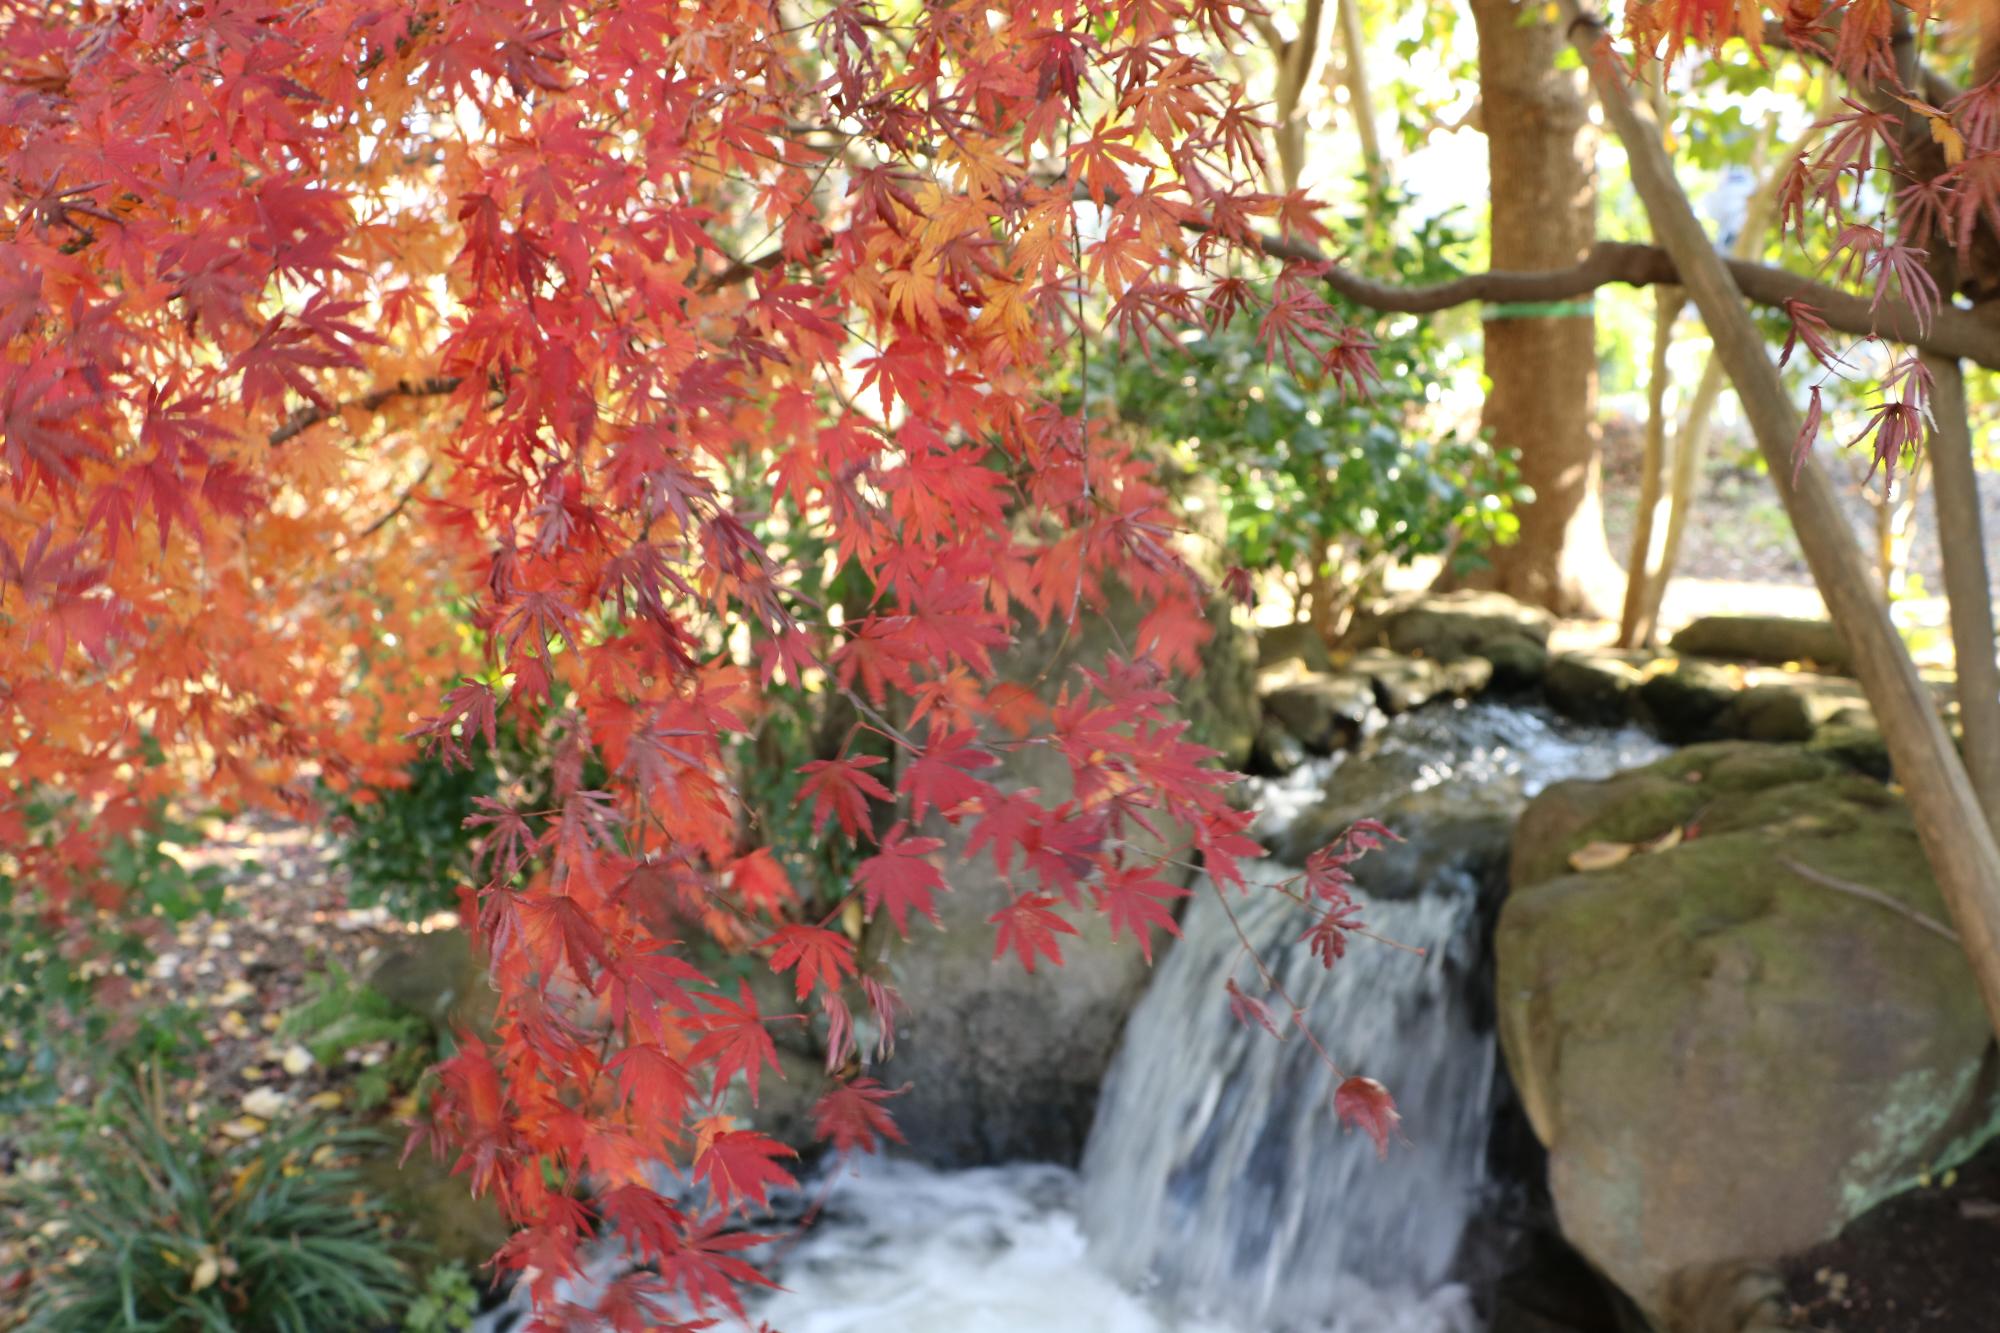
[762, 923, 857, 999]
[1334, 1075, 1403, 1159]
[688, 980, 782, 1106]
[798, 751, 891, 839]
[989, 893, 1079, 972]
[853, 823, 947, 935]
[693, 1130, 797, 1213]
[1224, 977, 1284, 1039]
[1095, 866, 1186, 962]
[606, 1044, 695, 1119]
[811, 1077, 907, 1155]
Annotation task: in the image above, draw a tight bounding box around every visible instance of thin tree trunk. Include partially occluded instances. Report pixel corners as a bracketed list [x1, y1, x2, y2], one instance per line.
[1335, 0, 1384, 185]
[1564, 2, 2000, 1038]
[1265, 0, 1329, 194]
[1462, 0, 1618, 615]
[1636, 136, 1784, 640]
[1640, 355, 1722, 635]
[1923, 352, 2000, 832]
[1619, 286, 1685, 646]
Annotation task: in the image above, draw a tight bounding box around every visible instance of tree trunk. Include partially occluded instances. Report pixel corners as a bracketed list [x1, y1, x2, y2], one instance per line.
[1461, 0, 1618, 615]
[1924, 352, 2000, 833]
[1566, 4, 2000, 1039]
[1335, 0, 1384, 185]
[1268, 0, 1330, 194]
[1618, 286, 1686, 645]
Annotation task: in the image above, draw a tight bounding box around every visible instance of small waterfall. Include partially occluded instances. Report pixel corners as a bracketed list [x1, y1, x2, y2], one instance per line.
[1078, 874, 1494, 1332]
[1077, 702, 1665, 1333]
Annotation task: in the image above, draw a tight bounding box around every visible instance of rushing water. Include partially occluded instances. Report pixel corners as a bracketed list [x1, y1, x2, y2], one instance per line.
[478, 702, 1665, 1333]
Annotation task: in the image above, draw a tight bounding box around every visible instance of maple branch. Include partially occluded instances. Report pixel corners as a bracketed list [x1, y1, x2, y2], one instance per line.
[352, 460, 434, 541]
[267, 376, 463, 447]
[1247, 233, 2000, 371]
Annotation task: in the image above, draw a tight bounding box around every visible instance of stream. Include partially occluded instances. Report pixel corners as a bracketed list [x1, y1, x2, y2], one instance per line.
[480, 702, 1665, 1333]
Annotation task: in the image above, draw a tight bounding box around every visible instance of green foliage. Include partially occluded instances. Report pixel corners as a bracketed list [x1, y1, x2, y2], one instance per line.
[8, 1070, 413, 1333]
[327, 753, 501, 922]
[0, 797, 227, 1112]
[326, 709, 608, 924]
[400, 1262, 479, 1333]
[1088, 190, 1522, 625]
[278, 960, 436, 1112]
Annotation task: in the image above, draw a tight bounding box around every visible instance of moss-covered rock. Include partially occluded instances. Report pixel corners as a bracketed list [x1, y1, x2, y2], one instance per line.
[1499, 744, 1999, 1324]
[1669, 615, 1852, 673]
[1262, 672, 1378, 754]
[1544, 650, 1653, 727]
[1257, 621, 1334, 675]
[1634, 658, 1739, 743]
[365, 929, 495, 1044]
[1344, 589, 1553, 661]
[1478, 632, 1550, 691]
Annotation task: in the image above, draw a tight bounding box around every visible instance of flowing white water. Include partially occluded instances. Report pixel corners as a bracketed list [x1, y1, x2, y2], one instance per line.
[1074, 703, 1667, 1332]
[1077, 875, 1495, 1333]
[477, 703, 1665, 1333]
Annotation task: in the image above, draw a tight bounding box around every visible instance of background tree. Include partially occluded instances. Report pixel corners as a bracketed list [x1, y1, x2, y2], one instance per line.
[1462, 0, 1621, 614]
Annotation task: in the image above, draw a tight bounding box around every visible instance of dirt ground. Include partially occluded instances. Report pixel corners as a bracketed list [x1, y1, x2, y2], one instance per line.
[1780, 1134, 2000, 1333]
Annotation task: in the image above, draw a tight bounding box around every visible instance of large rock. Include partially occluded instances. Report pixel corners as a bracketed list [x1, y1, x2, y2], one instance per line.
[1499, 743, 2000, 1325]
[365, 928, 496, 1044]
[879, 590, 1252, 1165]
[1258, 621, 1335, 675]
[1346, 590, 1553, 662]
[1633, 658, 1739, 744]
[1669, 615, 1851, 674]
[1543, 650, 1653, 728]
[1263, 672, 1378, 754]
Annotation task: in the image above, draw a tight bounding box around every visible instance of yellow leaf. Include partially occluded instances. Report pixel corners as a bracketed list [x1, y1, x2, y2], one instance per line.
[220, 1116, 267, 1140]
[1568, 841, 1636, 872]
[191, 1250, 220, 1293]
[281, 1044, 315, 1076]
[1641, 826, 1684, 854]
[307, 1090, 344, 1111]
[241, 1087, 288, 1119]
[1930, 114, 1966, 166]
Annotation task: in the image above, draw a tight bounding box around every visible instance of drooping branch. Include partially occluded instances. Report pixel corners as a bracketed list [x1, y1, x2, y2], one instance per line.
[267, 376, 464, 447]
[1257, 234, 2000, 371]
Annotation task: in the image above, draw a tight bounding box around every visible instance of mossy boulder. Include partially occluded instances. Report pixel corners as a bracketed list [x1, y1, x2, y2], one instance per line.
[1669, 615, 1852, 674]
[1543, 650, 1653, 727]
[1257, 621, 1334, 675]
[1499, 744, 2000, 1324]
[365, 929, 496, 1044]
[1262, 672, 1378, 754]
[1479, 632, 1551, 691]
[1633, 658, 1739, 743]
[1345, 589, 1553, 662]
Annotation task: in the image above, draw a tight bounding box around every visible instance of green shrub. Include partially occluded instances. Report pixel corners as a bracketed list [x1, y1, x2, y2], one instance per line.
[1084, 187, 1524, 632]
[10, 1069, 414, 1333]
[277, 960, 437, 1112]
[400, 1263, 479, 1333]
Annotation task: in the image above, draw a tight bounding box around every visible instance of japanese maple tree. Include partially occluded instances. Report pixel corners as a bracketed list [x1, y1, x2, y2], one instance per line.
[0, 0, 1391, 1323]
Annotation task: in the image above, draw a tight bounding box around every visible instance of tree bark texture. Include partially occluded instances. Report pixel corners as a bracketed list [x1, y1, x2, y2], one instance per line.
[1465, 0, 1618, 615]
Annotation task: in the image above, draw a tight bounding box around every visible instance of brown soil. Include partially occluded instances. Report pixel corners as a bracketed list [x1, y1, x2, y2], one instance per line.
[1779, 1134, 2000, 1333]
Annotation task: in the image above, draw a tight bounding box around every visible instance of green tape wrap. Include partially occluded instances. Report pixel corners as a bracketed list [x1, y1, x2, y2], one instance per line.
[1481, 298, 1596, 321]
